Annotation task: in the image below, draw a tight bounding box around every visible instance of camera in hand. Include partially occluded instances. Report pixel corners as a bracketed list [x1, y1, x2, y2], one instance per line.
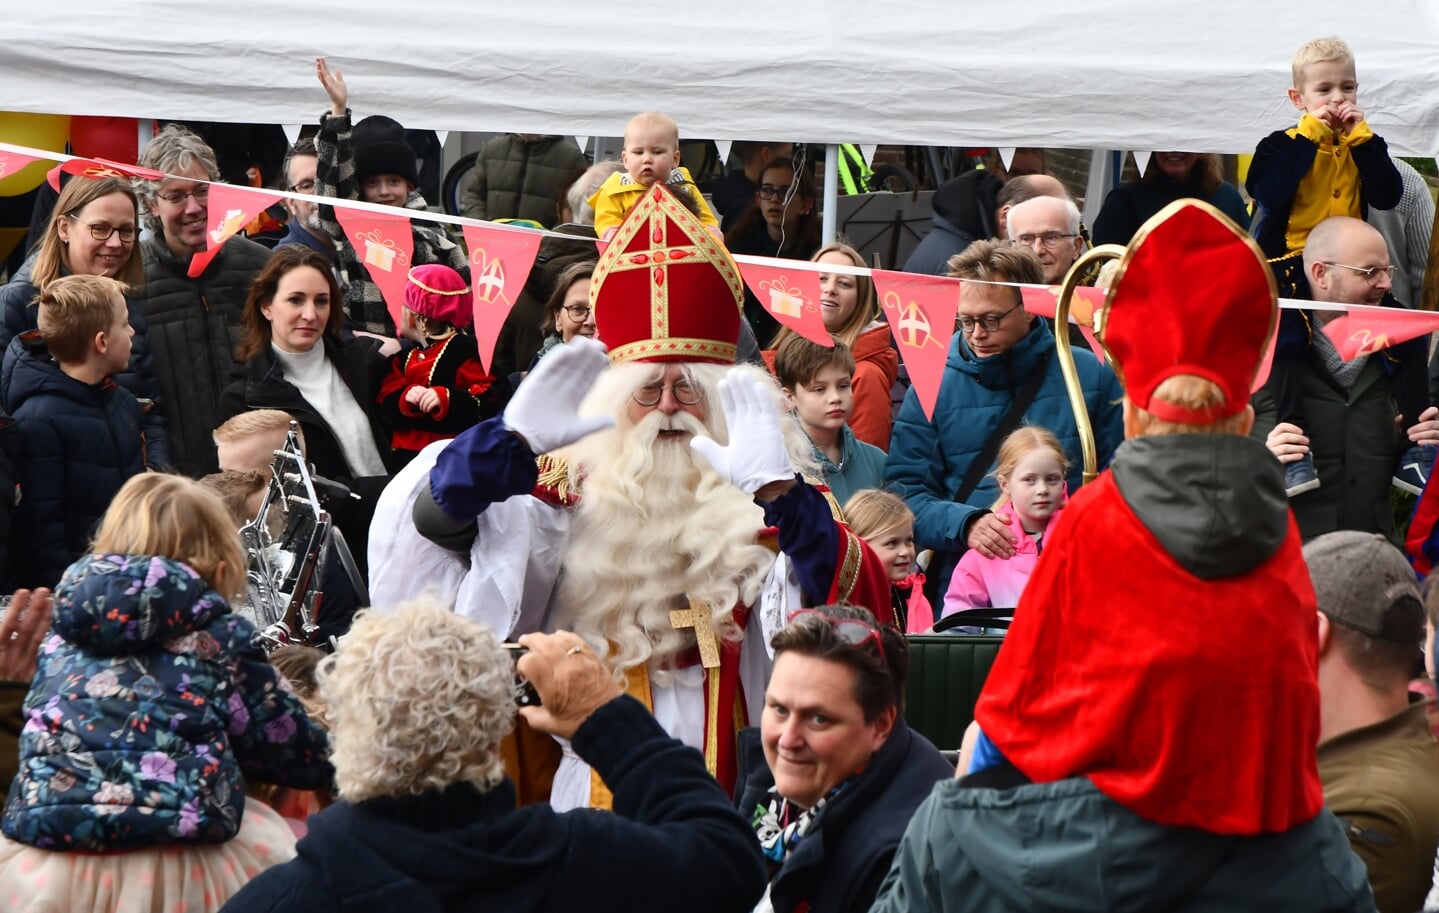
[504, 643, 541, 707]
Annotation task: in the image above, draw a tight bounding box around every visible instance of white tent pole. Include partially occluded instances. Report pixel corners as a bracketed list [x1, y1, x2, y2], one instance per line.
[822, 143, 839, 245]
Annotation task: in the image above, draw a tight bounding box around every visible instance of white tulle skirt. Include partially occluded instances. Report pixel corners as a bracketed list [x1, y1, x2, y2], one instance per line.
[0, 800, 296, 913]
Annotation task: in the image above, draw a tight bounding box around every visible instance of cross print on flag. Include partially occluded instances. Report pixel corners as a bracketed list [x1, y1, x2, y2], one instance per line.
[871, 269, 959, 419]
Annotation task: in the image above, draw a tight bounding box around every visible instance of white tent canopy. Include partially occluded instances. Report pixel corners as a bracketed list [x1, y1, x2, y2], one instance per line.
[6, 1, 1439, 154]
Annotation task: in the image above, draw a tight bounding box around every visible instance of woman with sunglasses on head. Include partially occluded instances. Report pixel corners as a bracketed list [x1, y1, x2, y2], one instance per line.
[0, 176, 170, 469]
[725, 157, 822, 346]
[736, 603, 951, 913]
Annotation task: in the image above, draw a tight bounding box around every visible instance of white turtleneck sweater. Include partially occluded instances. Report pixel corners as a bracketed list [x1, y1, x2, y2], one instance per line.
[270, 343, 388, 477]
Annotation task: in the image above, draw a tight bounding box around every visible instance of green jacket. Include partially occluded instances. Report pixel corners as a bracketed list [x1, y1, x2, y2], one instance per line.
[461, 135, 588, 228]
[872, 777, 1376, 913]
[1319, 701, 1439, 913]
[1251, 352, 1402, 541]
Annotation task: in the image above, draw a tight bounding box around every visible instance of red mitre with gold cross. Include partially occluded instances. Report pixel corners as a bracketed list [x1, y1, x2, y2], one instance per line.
[1098, 199, 1277, 424]
[591, 183, 745, 365]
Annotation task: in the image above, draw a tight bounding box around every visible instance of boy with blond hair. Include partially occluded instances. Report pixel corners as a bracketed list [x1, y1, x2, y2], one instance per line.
[589, 112, 718, 239]
[773, 334, 885, 507]
[1247, 36, 1404, 495]
[4, 274, 145, 589]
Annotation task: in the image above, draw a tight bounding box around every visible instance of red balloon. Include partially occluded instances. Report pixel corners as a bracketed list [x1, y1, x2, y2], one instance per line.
[69, 116, 139, 164]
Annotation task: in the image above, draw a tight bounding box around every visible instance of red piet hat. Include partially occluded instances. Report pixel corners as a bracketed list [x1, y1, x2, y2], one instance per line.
[591, 184, 744, 365]
[1099, 200, 1277, 424]
[405, 264, 473, 329]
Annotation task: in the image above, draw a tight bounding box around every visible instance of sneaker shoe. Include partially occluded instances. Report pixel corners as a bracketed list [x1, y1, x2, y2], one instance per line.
[1394, 444, 1434, 495]
[1285, 453, 1320, 497]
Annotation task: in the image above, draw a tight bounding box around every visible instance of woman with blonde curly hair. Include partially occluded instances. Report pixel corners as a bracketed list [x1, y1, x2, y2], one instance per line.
[223, 600, 769, 913]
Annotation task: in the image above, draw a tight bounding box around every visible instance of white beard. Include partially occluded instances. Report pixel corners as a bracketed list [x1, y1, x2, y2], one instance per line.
[555, 406, 778, 674]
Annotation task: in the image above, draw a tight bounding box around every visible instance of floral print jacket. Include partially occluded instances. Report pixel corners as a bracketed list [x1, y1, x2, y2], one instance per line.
[1, 554, 331, 850]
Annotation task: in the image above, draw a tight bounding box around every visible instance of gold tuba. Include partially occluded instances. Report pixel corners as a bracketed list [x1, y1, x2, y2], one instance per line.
[1053, 244, 1127, 484]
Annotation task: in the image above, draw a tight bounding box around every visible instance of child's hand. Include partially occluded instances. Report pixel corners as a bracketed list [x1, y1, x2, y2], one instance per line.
[405, 386, 442, 415]
[316, 57, 348, 117]
[1334, 101, 1365, 134]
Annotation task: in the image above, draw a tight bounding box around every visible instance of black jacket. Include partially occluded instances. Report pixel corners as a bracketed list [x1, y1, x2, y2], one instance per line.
[903, 170, 1003, 276]
[217, 696, 769, 913]
[133, 234, 270, 477]
[0, 254, 171, 469]
[2, 333, 145, 589]
[735, 718, 953, 913]
[220, 334, 394, 485]
[220, 334, 394, 579]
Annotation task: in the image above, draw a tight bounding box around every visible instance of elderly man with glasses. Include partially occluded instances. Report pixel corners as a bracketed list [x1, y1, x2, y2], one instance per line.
[1005, 195, 1085, 286]
[884, 239, 1122, 600]
[377, 184, 894, 812]
[1255, 215, 1437, 537]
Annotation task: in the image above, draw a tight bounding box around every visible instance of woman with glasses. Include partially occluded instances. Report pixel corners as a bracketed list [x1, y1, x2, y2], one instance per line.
[0, 176, 170, 468]
[736, 603, 951, 913]
[725, 157, 822, 345]
[528, 260, 598, 372]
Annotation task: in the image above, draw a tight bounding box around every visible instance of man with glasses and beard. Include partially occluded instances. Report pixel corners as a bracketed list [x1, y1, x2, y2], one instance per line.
[392, 184, 893, 810]
[275, 138, 338, 267]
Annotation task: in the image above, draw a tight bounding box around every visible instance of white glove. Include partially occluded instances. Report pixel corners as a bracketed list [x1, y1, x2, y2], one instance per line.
[690, 373, 794, 494]
[502, 336, 615, 454]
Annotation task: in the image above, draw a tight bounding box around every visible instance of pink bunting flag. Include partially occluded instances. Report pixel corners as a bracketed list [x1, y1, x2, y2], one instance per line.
[0, 149, 44, 182]
[333, 206, 415, 332]
[459, 223, 543, 372]
[187, 184, 282, 278]
[1320, 303, 1439, 361]
[1018, 284, 1107, 363]
[737, 262, 832, 345]
[871, 270, 959, 419]
[1251, 317, 1279, 392]
[59, 157, 164, 182]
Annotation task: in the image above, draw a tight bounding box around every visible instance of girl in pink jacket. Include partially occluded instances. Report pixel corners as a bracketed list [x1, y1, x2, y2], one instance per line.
[943, 427, 1068, 617]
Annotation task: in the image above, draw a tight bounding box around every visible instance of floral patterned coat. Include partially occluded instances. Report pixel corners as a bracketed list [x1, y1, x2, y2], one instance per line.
[0, 554, 331, 851]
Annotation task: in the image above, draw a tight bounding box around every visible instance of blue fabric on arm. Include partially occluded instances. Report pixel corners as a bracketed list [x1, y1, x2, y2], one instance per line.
[762, 477, 840, 604]
[968, 727, 1007, 774]
[428, 416, 539, 519]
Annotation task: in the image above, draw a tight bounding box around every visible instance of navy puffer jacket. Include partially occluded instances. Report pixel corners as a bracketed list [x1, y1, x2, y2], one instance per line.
[0, 253, 171, 469]
[2, 333, 146, 589]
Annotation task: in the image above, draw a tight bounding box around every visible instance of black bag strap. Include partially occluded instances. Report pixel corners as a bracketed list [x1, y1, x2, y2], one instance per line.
[952, 351, 1052, 505]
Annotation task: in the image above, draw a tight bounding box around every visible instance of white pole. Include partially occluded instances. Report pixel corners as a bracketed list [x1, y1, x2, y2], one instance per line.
[822, 143, 839, 245]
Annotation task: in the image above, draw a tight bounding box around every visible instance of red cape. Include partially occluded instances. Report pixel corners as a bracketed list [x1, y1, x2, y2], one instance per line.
[975, 472, 1323, 835]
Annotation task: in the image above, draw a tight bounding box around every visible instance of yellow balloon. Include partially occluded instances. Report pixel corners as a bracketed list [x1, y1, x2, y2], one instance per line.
[0, 112, 70, 197]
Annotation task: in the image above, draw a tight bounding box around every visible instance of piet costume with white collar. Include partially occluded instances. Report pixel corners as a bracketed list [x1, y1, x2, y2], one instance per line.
[380, 185, 891, 810]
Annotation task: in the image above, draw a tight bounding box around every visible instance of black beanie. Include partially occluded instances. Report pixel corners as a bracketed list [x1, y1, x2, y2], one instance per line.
[353, 115, 419, 188]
